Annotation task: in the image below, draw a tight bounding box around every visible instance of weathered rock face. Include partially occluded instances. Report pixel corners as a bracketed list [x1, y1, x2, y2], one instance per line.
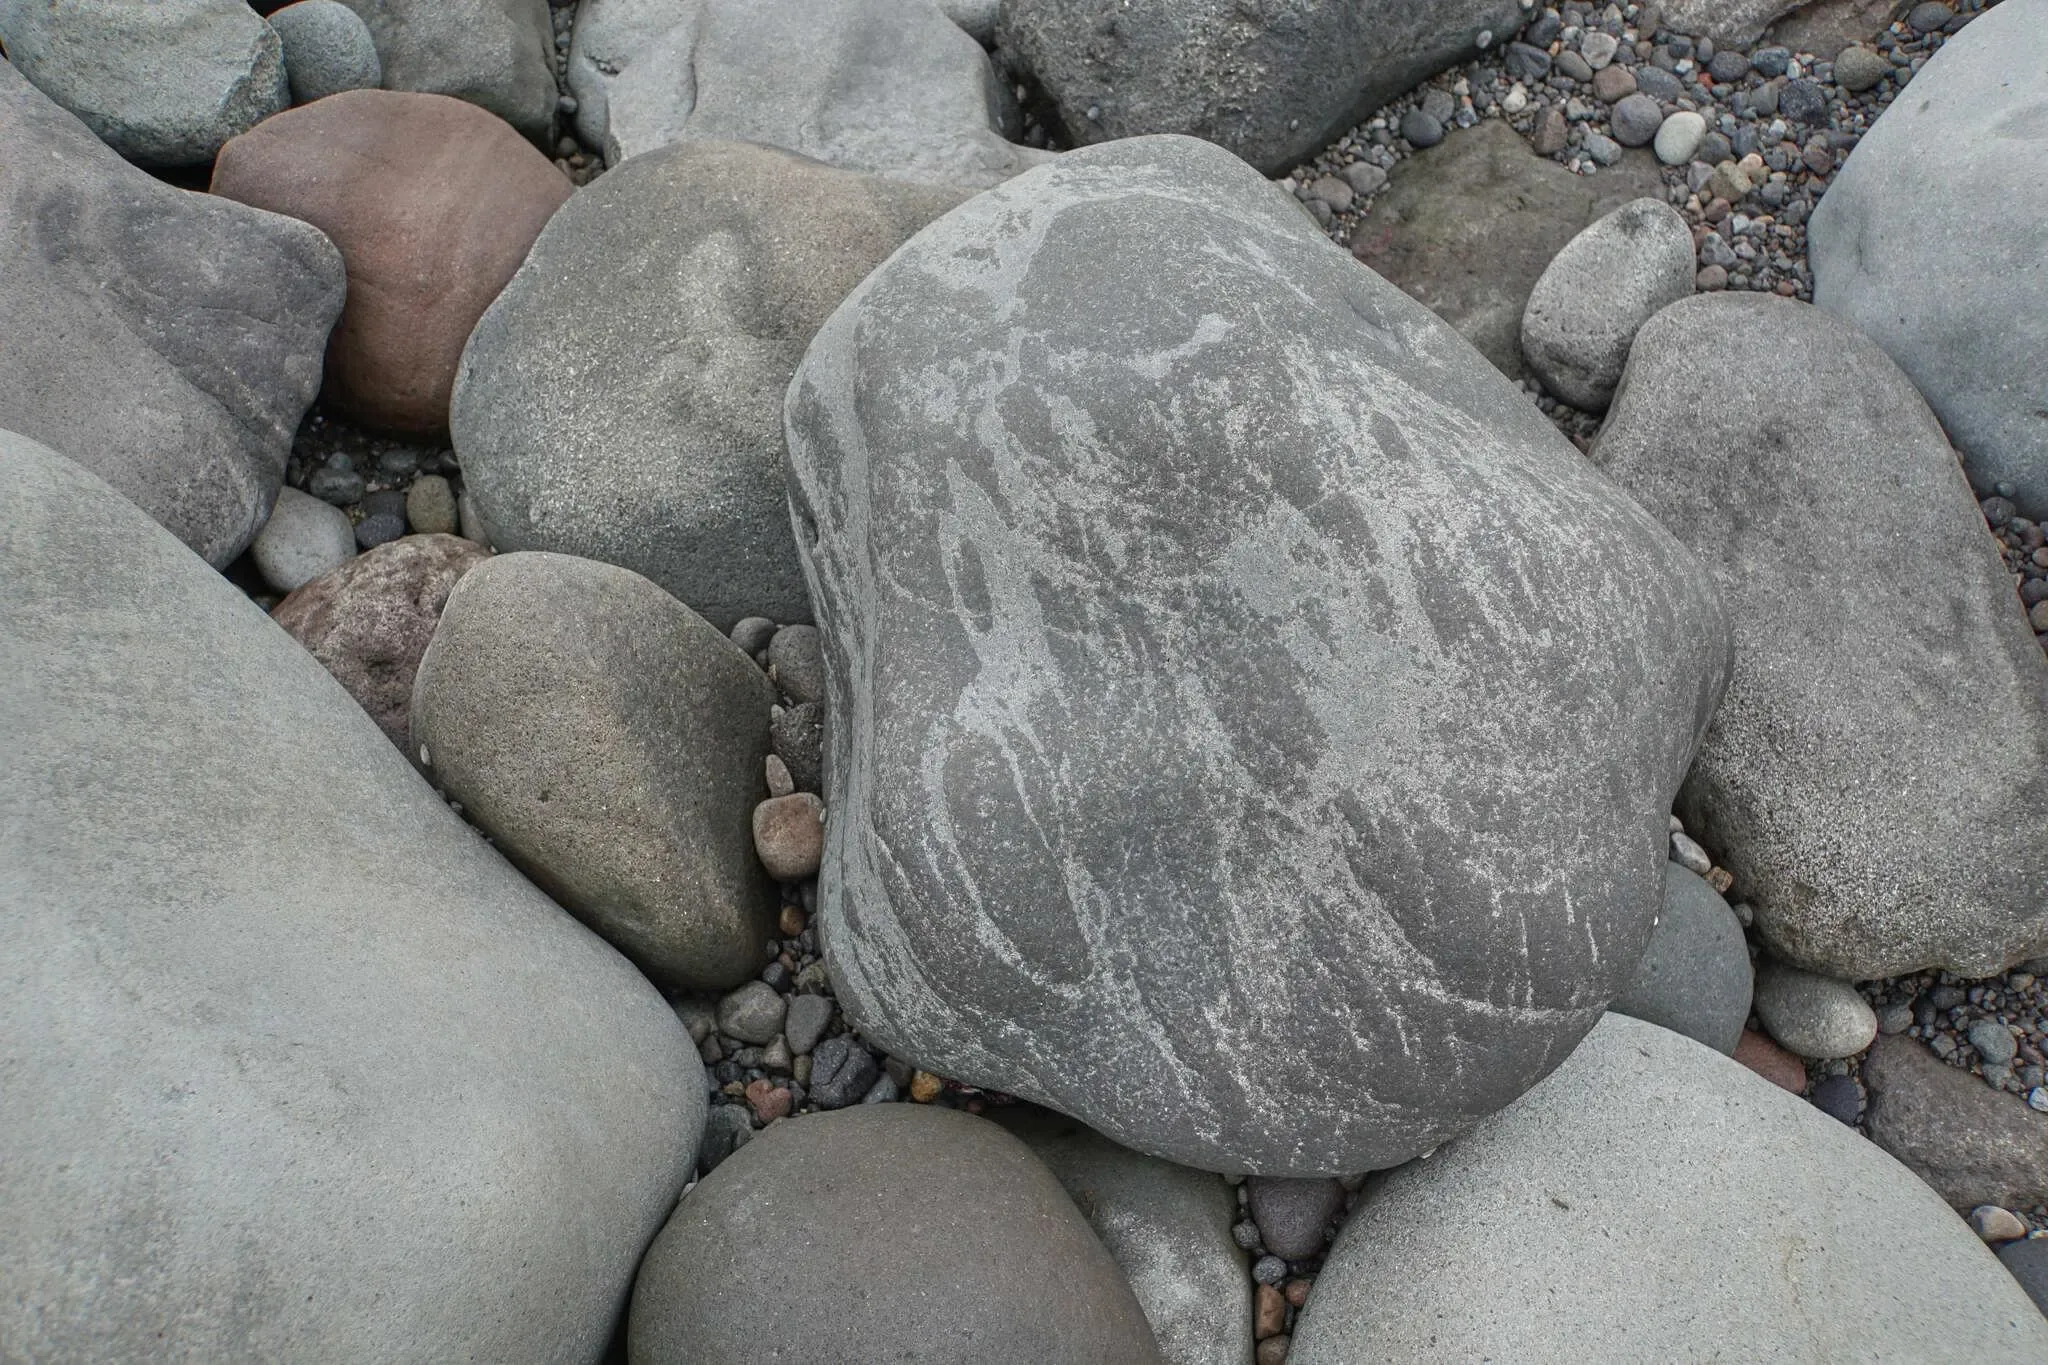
[1593, 293, 2048, 980]
[0, 61, 342, 567]
[0, 437, 701, 1360]
[1809, 0, 2048, 517]
[786, 135, 1732, 1176]
[333, 0, 557, 142]
[1656, 0, 1806, 46]
[997, 0, 1523, 176]
[1862, 1035, 2048, 1213]
[455, 140, 967, 631]
[1521, 196, 1695, 412]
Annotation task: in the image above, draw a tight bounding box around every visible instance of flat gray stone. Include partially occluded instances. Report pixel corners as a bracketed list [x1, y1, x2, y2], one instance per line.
[783, 992, 834, 1054]
[252, 485, 358, 593]
[1863, 1034, 2048, 1213]
[715, 980, 787, 1045]
[1609, 862, 1751, 1054]
[1657, 0, 1806, 46]
[1522, 197, 1694, 411]
[333, 0, 556, 141]
[1752, 961, 1876, 1060]
[269, 0, 382, 104]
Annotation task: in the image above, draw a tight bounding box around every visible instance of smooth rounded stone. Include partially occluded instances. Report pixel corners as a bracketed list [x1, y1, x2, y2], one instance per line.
[697, 1103, 755, 1172]
[211, 90, 571, 438]
[1974, 1205, 2029, 1244]
[1706, 49, 1750, 82]
[1287, 1014, 2048, 1362]
[1520, 197, 1694, 413]
[1652, 110, 1706, 167]
[1811, 0, 2048, 517]
[269, 0, 381, 103]
[404, 473, 458, 535]
[1753, 962, 1876, 1060]
[1810, 1073, 1862, 1125]
[1779, 78, 1828, 125]
[354, 488, 409, 548]
[454, 141, 963, 632]
[1832, 43, 1890, 93]
[410, 552, 779, 991]
[1863, 1035, 2048, 1212]
[716, 981, 787, 1045]
[1591, 63, 1637, 102]
[1246, 1176, 1345, 1260]
[1340, 160, 1388, 197]
[992, 1106, 1251, 1365]
[1581, 131, 1622, 167]
[330, 0, 555, 141]
[1609, 93, 1664, 147]
[1997, 1239, 2048, 1318]
[788, 135, 1732, 1176]
[1908, 0, 1955, 33]
[766, 623, 825, 704]
[0, 441, 702, 1359]
[1655, 0, 1806, 46]
[783, 992, 834, 1055]
[0, 0, 286, 166]
[272, 533, 488, 753]
[1973, 1019, 2020, 1068]
[1631, 64, 1684, 103]
[252, 485, 357, 594]
[730, 615, 778, 656]
[752, 793, 825, 883]
[1399, 109, 1445, 149]
[1608, 862, 1751, 1054]
[631, 1106, 1164, 1362]
[1554, 49, 1592, 83]
[1593, 294, 2048, 980]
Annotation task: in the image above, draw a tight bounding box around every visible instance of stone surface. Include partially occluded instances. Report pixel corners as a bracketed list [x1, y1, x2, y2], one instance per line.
[252, 485, 357, 593]
[1288, 1014, 2048, 1361]
[1974, 1206, 2030, 1244]
[269, 0, 382, 103]
[1594, 294, 2048, 980]
[716, 980, 787, 1045]
[1998, 1239, 2048, 1318]
[211, 89, 571, 437]
[1832, 43, 1891, 93]
[787, 135, 1731, 1176]
[1733, 1026, 1806, 1094]
[334, 0, 556, 141]
[1657, 0, 1805, 46]
[1863, 1035, 2048, 1213]
[1521, 197, 1693, 413]
[405, 474, 457, 535]
[410, 551, 780, 992]
[939, 0, 998, 43]
[1246, 1177, 1345, 1260]
[783, 993, 833, 1054]
[1752, 961, 1876, 1060]
[753, 793, 825, 883]
[1608, 862, 1751, 1054]
[0, 439, 702, 1360]
[454, 140, 964, 631]
[629, 1106, 1165, 1362]
[1770, 0, 1894, 55]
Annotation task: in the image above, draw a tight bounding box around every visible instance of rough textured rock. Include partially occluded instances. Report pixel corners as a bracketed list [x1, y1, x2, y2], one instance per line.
[0, 438, 702, 1361]
[1288, 1014, 2048, 1362]
[0, 62, 342, 567]
[252, 485, 358, 593]
[1658, 0, 1807, 46]
[1863, 1035, 2048, 1213]
[1769, 0, 1895, 55]
[269, 0, 383, 104]
[786, 135, 1731, 1176]
[997, 0, 1523, 176]
[1521, 197, 1694, 412]
[410, 552, 779, 992]
[454, 140, 965, 631]
[1809, 0, 2048, 517]
[1608, 862, 1751, 1054]
[1593, 293, 2048, 980]
[211, 89, 571, 437]
[629, 1106, 1164, 1362]
[333, 0, 557, 141]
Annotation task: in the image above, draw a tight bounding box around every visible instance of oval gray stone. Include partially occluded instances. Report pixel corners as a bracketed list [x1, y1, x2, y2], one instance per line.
[332, 0, 557, 142]
[1752, 960, 1876, 1060]
[252, 484, 358, 593]
[1608, 861, 1752, 1054]
[1521, 196, 1695, 412]
[269, 0, 383, 104]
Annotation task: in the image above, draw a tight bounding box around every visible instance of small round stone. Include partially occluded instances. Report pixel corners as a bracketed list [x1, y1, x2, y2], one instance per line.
[1653, 111, 1707, 167]
[1969, 1019, 2018, 1067]
[766, 624, 824, 704]
[1808, 1074, 1861, 1125]
[752, 793, 824, 881]
[1970, 1205, 2027, 1243]
[1907, 2, 1954, 34]
[252, 485, 356, 593]
[354, 490, 408, 549]
[1707, 50, 1750, 83]
[404, 474, 458, 535]
[1399, 109, 1445, 149]
[1252, 1254, 1288, 1286]
[716, 980, 786, 1046]
[1833, 45, 1891, 94]
[1610, 93, 1664, 147]
[1753, 962, 1878, 1059]
[268, 0, 382, 104]
[1780, 79, 1828, 125]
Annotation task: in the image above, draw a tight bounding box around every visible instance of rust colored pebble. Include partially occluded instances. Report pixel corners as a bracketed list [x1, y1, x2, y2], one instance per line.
[1255, 1284, 1287, 1339]
[779, 904, 809, 937]
[744, 1080, 792, 1124]
[1734, 1027, 1808, 1094]
[1255, 1336, 1291, 1365]
[909, 1071, 944, 1103]
[1283, 1279, 1311, 1308]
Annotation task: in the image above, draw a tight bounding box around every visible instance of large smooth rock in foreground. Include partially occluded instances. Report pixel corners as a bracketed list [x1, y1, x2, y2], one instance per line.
[1810, 0, 2048, 517]
[1862, 1035, 2048, 1213]
[629, 1105, 1164, 1362]
[0, 437, 702, 1360]
[333, 0, 557, 142]
[787, 135, 1731, 1176]
[0, 61, 342, 567]
[1607, 861, 1751, 1054]
[1288, 1014, 2048, 1362]
[1593, 294, 2048, 980]
[1521, 196, 1694, 413]
[455, 140, 967, 631]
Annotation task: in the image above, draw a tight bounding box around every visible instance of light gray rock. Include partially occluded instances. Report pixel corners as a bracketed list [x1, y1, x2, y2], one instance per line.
[1608, 862, 1751, 1054]
[1288, 1014, 2048, 1362]
[783, 992, 834, 1054]
[1752, 961, 1876, 1060]
[1864, 1034, 2048, 1213]
[786, 135, 1732, 1176]
[252, 485, 358, 593]
[1809, 0, 2048, 517]
[269, 0, 382, 104]
[1656, 0, 1806, 46]
[1653, 110, 1706, 167]
[333, 0, 556, 142]
[1593, 293, 2048, 980]
[768, 623, 825, 705]
[410, 551, 779, 992]
[715, 980, 787, 1045]
[1521, 197, 1694, 412]
[0, 60, 341, 566]
[454, 140, 967, 632]
[0, 436, 703, 1360]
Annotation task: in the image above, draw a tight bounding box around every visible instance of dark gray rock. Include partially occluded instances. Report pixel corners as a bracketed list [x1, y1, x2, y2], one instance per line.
[333, 0, 556, 142]
[1809, 1073, 1862, 1125]
[1399, 109, 1445, 148]
[783, 992, 834, 1055]
[1608, 862, 1751, 1054]
[1521, 197, 1694, 412]
[1610, 93, 1664, 147]
[1997, 1238, 2048, 1319]
[787, 135, 1731, 1176]
[1863, 1035, 2048, 1213]
[1780, 78, 1828, 124]
[772, 700, 824, 793]
[809, 1035, 879, 1109]
[698, 1103, 755, 1172]
[768, 623, 826, 704]
[1246, 1176, 1344, 1260]
[270, 0, 383, 103]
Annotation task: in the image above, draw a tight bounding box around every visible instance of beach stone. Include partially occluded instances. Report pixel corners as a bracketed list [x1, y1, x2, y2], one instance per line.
[1832, 44, 1890, 93]
[1246, 1177, 1345, 1260]
[404, 474, 457, 536]
[783, 993, 834, 1055]
[787, 135, 1731, 1175]
[211, 89, 571, 437]
[1752, 962, 1876, 1059]
[1656, 0, 1806, 46]
[1288, 1014, 2048, 1362]
[753, 793, 825, 883]
[1733, 1027, 1806, 1094]
[269, 0, 382, 103]
[1997, 1239, 2048, 1317]
[1593, 293, 2048, 980]
[0, 440, 701, 1360]
[252, 486, 358, 594]
[1771, 0, 1892, 54]
[332, 0, 556, 141]
[768, 624, 826, 704]
[1592, 64, 1636, 102]
[1974, 1206, 2029, 1244]
[1653, 111, 1706, 166]
[410, 551, 779, 991]
[1610, 94, 1663, 147]
[454, 140, 964, 631]
[1608, 862, 1751, 1054]
[1864, 1035, 2048, 1212]
[1521, 197, 1694, 412]
[716, 981, 786, 1045]
[698, 1104, 754, 1171]
[1810, 1073, 1862, 1125]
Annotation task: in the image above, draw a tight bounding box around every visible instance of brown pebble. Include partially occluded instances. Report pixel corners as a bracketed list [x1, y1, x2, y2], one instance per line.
[744, 1079, 792, 1124]
[910, 1070, 944, 1103]
[1255, 1284, 1286, 1339]
[779, 904, 809, 937]
[1283, 1278, 1311, 1308]
[1705, 866, 1734, 893]
[1255, 1336, 1290, 1365]
[1734, 1027, 1807, 1094]
[752, 793, 825, 881]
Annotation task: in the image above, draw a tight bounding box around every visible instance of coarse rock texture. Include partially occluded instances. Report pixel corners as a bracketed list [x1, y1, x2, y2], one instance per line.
[1246, 1177, 1345, 1260]
[1593, 293, 2048, 980]
[1521, 197, 1694, 412]
[0, 0, 287, 166]
[332, 0, 557, 142]
[210, 89, 572, 438]
[1608, 861, 1751, 1055]
[1349, 120, 1665, 384]
[1809, 0, 2048, 517]
[566, 0, 1041, 185]
[997, 0, 1524, 176]
[268, 0, 382, 104]
[1752, 960, 1877, 1060]
[252, 485, 357, 593]
[0, 62, 342, 567]
[1656, 0, 1807, 47]
[1862, 1035, 2048, 1213]
[454, 140, 966, 631]
[1287, 1014, 2048, 1361]
[0, 439, 701, 1361]
[628, 1106, 1165, 1362]
[1770, 0, 1897, 55]
[786, 135, 1731, 1176]
[411, 552, 780, 992]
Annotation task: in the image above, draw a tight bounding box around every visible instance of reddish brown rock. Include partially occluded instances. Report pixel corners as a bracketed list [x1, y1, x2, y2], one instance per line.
[211, 90, 570, 435]
[1733, 1027, 1807, 1094]
[1255, 1284, 1287, 1339]
[743, 1080, 792, 1125]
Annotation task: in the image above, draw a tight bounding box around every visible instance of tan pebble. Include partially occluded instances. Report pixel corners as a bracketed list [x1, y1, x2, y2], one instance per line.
[752, 793, 824, 881]
[1255, 1284, 1286, 1339]
[910, 1071, 944, 1103]
[1706, 866, 1734, 894]
[1283, 1279, 1311, 1308]
[1734, 1028, 1806, 1094]
[1971, 1205, 2027, 1243]
[779, 903, 808, 937]
[1255, 1336, 1291, 1365]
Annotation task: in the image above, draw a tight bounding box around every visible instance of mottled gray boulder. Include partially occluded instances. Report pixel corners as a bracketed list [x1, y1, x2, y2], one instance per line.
[1608, 862, 1751, 1054]
[787, 135, 1731, 1176]
[1810, 0, 2048, 517]
[0, 438, 702, 1360]
[939, 0, 998, 43]
[411, 552, 780, 991]
[1863, 1035, 2048, 1213]
[334, 0, 556, 141]
[0, 61, 342, 567]
[997, 0, 1521, 176]
[567, 0, 1041, 184]
[0, 0, 286, 165]
[455, 140, 966, 631]
[1288, 1014, 2048, 1362]
[1521, 197, 1694, 412]
[1656, 0, 1806, 46]
[269, 0, 382, 104]
[1593, 294, 2048, 980]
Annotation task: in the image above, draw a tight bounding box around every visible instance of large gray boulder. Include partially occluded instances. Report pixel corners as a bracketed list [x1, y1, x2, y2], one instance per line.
[996, 0, 1523, 176]
[1809, 0, 2048, 517]
[333, 0, 557, 142]
[786, 135, 1732, 1176]
[1656, 0, 1806, 46]
[1608, 861, 1751, 1055]
[1521, 197, 1695, 413]
[0, 434, 703, 1361]
[1288, 1014, 2048, 1361]
[1593, 293, 2048, 980]
[567, 0, 1042, 184]
[0, 60, 342, 568]
[454, 140, 967, 631]
[1863, 1034, 2048, 1213]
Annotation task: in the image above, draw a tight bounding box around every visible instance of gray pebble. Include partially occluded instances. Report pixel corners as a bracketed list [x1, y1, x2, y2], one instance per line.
[731, 616, 777, 655]
[810, 1035, 879, 1108]
[1400, 110, 1445, 148]
[1707, 50, 1750, 83]
[269, 0, 381, 104]
[353, 490, 407, 549]
[1780, 79, 1828, 125]
[1751, 47, 1791, 79]
[698, 1104, 755, 1171]
[768, 624, 825, 704]
[1252, 1255, 1288, 1286]
[1556, 50, 1593, 83]
[1809, 1074, 1862, 1125]
[783, 992, 834, 1055]
[1610, 93, 1664, 147]
[861, 1073, 900, 1104]
[1969, 1019, 2018, 1067]
[716, 980, 786, 1045]
[405, 474, 457, 536]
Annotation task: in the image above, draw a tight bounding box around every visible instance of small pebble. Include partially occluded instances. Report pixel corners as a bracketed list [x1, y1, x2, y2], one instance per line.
[1970, 1205, 2027, 1243]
